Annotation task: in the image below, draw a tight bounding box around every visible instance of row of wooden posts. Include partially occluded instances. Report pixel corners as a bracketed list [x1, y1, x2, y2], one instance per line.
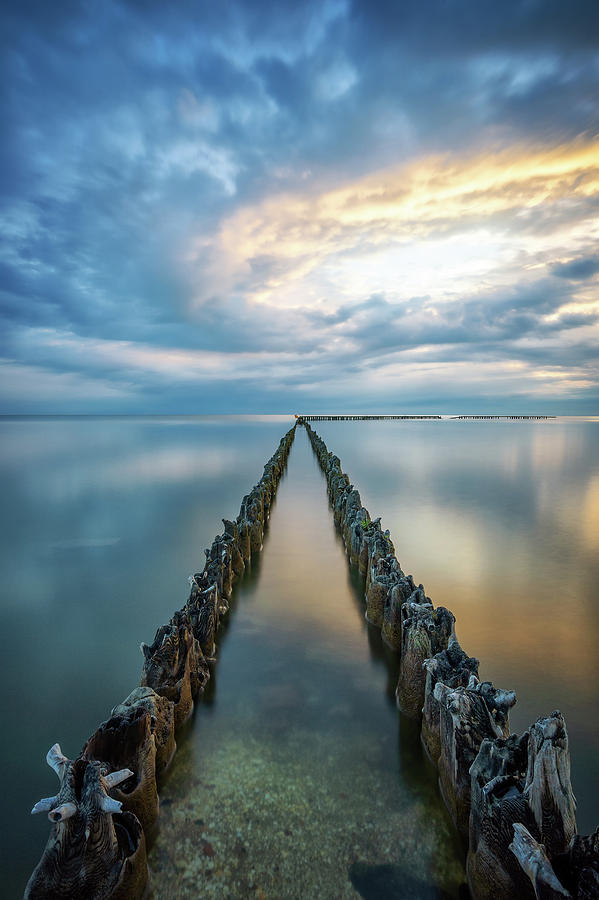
[298, 414, 555, 421]
[25, 427, 297, 899]
[300, 418, 597, 900]
[298, 414, 443, 420]
[24, 421, 597, 899]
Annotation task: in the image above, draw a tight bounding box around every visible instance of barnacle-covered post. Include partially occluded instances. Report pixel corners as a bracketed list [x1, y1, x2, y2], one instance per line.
[26, 744, 148, 900]
[396, 597, 455, 719]
[25, 425, 297, 898]
[435, 674, 516, 841]
[421, 635, 479, 765]
[301, 420, 599, 900]
[467, 711, 587, 900]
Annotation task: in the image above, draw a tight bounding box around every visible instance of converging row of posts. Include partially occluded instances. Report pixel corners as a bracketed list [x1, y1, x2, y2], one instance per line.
[25, 428, 297, 900]
[301, 418, 597, 900]
[24, 421, 597, 899]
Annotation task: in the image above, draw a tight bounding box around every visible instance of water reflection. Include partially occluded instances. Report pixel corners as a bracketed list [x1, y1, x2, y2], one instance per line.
[149, 432, 466, 899]
[3, 416, 597, 897]
[581, 473, 599, 551]
[0, 416, 293, 898]
[315, 418, 599, 834]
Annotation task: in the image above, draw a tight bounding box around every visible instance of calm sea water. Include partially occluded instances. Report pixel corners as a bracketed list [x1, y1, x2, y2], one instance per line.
[313, 417, 599, 834]
[1, 416, 597, 898]
[147, 430, 464, 898]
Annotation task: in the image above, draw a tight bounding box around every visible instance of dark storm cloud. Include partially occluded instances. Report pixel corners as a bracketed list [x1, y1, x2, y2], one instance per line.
[552, 256, 599, 280]
[349, 0, 599, 52]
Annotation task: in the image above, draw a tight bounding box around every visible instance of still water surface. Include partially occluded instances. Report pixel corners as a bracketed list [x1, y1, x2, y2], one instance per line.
[0, 416, 597, 897]
[0, 415, 293, 897]
[314, 417, 599, 835]
[148, 430, 464, 898]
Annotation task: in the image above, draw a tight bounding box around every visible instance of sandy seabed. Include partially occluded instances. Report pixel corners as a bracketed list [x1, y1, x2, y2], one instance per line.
[148, 703, 466, 900]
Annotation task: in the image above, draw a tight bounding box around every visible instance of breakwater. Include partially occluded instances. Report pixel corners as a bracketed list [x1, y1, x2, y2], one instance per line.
[299, 414, 555, 421]
[301, 420, 598, 900]
[450, 415, 555, 420]
[24, 426, 296, 900]
[299, 414, 442, 420]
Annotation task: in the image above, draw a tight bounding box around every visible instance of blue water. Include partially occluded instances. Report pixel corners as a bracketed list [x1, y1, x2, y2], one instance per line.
[314, 417, 599, 834]
[147, 429, 465, 898]
[0, 415, 293, 897]
[1, 416, 597, 898]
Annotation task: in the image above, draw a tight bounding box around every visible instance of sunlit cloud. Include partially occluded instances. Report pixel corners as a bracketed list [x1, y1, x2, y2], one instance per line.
[191, 138, 599, 312]
[1, 0, 598, 412]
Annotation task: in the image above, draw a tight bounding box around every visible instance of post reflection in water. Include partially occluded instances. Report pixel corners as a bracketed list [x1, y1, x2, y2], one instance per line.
[2, 416, 597, 898]
[148, 430, 466, 899]
[0, 415, 294, 898]
[314, 418, 599, 835]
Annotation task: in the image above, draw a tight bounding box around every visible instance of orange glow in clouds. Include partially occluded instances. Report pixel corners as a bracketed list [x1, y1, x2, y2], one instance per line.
[190, 136, 599, 313]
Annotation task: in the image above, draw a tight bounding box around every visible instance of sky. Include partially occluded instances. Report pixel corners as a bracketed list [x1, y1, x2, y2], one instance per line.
[1, 0, 598, 414]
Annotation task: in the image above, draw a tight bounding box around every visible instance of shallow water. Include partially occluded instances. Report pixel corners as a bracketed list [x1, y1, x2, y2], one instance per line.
[314, 417, 599, 835]
[0, 415, 293, 898]
[1, 415, 597, 897]
[148, 432, 465, 898]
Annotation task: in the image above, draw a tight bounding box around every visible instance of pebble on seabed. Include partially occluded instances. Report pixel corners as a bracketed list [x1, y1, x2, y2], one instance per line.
[148, 726, 465, 899]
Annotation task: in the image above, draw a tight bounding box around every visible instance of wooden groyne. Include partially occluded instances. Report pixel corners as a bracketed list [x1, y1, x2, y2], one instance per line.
[302, 420, 598, 900]
[297, 414, 556, 421]
[451, 415, 555, 420]
[25, 426, 296, 900]
[298, 414, 442, 420]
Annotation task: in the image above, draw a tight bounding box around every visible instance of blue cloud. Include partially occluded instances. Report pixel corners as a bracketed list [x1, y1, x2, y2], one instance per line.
[0, 0, 598, 412]
[552, 256, 599, 280]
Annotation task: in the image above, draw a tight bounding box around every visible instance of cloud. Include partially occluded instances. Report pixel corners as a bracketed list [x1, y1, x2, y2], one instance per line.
[0, 0, 598, 412]
[187, 138, 599, 312]
[552, 256, 599, 280]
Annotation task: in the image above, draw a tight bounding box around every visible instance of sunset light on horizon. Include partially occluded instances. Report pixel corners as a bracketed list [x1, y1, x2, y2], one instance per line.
[1, 0, 598, 413]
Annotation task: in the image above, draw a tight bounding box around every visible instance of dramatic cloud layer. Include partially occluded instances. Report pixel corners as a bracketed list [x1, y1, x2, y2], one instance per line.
[1, 0, 598, 412]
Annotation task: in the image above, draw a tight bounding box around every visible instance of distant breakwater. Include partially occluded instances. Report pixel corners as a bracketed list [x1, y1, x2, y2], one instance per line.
[451, 415, 555, 420]
[301, 419, 597, 900]
[299, 414, 443, 420]
[24, 426, 296, 900]
[298, 414, 555, 421]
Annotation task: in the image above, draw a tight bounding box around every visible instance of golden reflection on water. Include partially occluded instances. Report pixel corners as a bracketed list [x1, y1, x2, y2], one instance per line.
[149, 433, 467, 899]
[582, 474, 599, 552]
[244, 496, 371, 665]
[312, 419, 599, 832]
[530, 427, 572, 469]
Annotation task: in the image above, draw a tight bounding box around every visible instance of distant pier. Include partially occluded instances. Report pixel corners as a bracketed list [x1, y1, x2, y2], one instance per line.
[297, 414, 555, 421]
[450, 415, 555, 420]
[297, 414, 442, 420]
